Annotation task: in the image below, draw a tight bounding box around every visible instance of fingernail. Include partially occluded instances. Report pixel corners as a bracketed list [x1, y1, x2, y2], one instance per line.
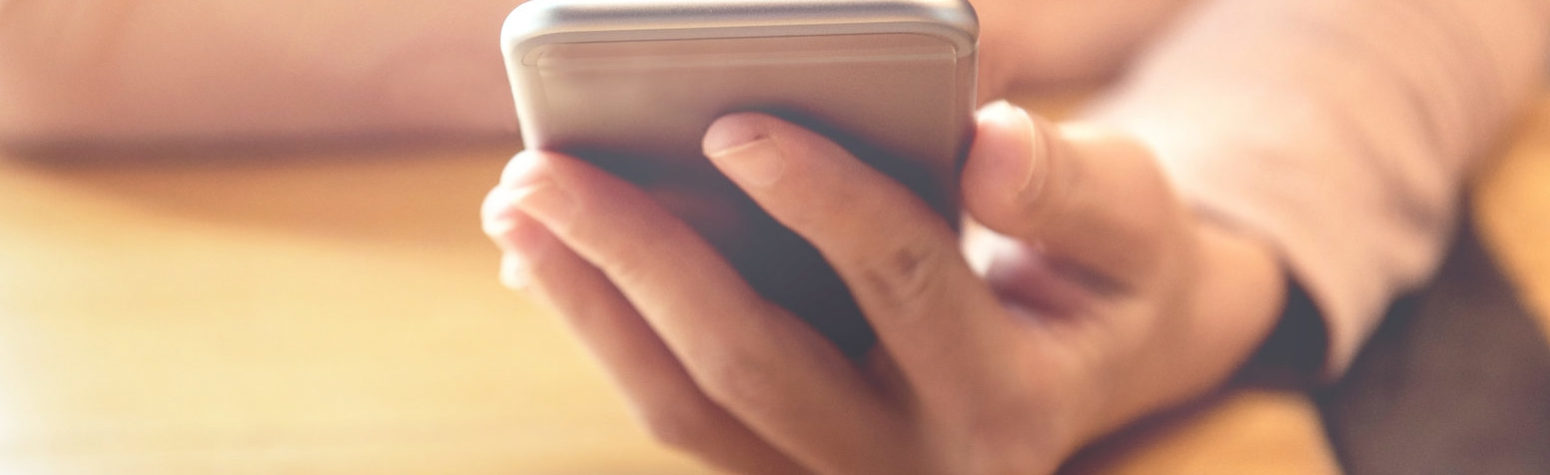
[490, 210, 559, 290]
[704, 116, 784, 187]
[499, 253, 530, 290]
[483, 211, 521, 252]
[513, 180, 577, 231]
[482, 185, 531, 253]
[978, 100, 1041, 199]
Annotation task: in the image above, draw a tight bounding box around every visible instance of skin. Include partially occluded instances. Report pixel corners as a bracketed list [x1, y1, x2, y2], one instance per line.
[481, 104, 1285, 473]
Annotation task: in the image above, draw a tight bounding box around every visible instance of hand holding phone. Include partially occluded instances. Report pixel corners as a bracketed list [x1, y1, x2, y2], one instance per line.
[502, 0, 978, 356]
[489, 2, 1296, 472]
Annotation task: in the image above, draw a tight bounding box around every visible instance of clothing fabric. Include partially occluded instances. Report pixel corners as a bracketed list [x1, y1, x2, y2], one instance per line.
[1089, 0, 1550, 379]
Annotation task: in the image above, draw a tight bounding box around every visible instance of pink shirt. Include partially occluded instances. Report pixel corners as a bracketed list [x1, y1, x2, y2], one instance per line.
[1090, 0, 1550, 379]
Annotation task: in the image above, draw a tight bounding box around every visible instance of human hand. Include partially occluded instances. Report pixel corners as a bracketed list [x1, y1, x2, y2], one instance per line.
[481, 102, 1286, 473]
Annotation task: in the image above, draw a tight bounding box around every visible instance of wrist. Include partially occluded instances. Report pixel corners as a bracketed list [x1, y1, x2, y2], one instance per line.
[1083, 218, 1288, 443]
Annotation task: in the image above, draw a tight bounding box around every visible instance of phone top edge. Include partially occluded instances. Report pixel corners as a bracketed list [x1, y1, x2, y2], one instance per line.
[502, 0, 978, 59]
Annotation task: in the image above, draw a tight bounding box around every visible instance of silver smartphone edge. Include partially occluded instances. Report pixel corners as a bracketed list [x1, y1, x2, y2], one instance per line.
[502, 0, 978, 65]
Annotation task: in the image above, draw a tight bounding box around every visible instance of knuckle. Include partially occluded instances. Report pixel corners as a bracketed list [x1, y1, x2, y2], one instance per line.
[591, 229, 675, 286]
[638, 400, 721, 453]
[693, 350, 788, 417]
[598, 252, 655, 287]
[851, 237, 950, 307]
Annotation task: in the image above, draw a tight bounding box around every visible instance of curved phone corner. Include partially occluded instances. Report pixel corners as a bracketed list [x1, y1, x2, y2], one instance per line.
[501, 0, 562, 65]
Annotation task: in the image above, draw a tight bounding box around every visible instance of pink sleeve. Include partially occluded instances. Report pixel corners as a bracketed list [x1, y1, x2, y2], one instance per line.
[1085, 0, 1550, 380]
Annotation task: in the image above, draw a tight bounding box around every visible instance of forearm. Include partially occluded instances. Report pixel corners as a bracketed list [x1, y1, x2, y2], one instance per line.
[1087, 0, 1550, 379]
[0, 0, 522, 147]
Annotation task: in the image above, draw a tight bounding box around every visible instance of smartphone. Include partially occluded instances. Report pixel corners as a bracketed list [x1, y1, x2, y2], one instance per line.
[503, 0, 978, 357]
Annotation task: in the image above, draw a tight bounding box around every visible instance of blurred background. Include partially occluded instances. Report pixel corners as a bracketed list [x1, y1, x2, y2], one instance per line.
[1, 1, 1548, 473]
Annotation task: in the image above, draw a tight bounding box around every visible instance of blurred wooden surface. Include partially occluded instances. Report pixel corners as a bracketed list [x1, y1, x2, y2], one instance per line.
[1476, 92, 1550, 345]
[0, 91, 1544, 474]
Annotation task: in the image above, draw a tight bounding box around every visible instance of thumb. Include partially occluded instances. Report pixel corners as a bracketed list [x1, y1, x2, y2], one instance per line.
[960, 101, 1183, 288]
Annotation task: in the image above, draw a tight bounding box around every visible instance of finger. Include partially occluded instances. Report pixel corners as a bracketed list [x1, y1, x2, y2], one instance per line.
[700, 113, 1023, 406]
[484, 181, 802, 475]
[960, 101, 1181, 288]
[502, 150, 910, 474]
[962, 224, 1094, 316]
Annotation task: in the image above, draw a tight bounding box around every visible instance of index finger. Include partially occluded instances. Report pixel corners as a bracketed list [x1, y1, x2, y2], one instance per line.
[701, 113, 1026, 407]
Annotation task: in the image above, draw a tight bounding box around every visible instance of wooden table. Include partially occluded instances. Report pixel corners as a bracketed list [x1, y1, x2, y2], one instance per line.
[0, 92, 1544, 474]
